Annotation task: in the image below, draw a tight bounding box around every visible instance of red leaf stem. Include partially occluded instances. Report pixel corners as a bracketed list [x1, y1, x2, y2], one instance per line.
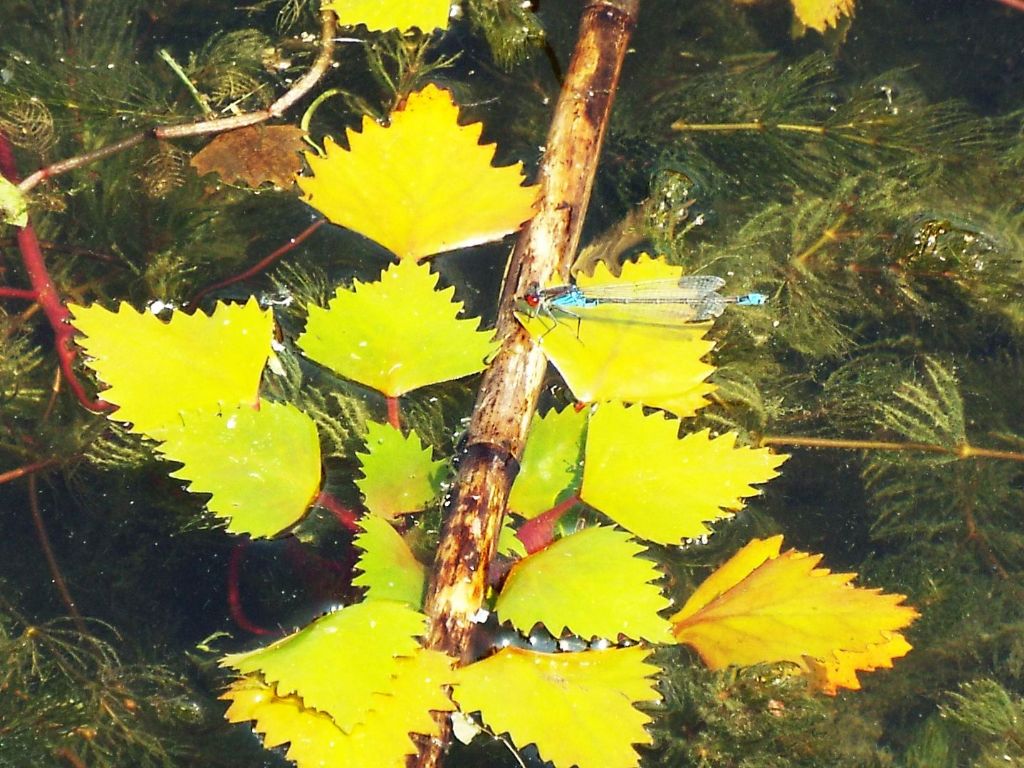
[0, 287, 37, 300]
[386, 395, 401, 430]
[315, 490, 360, 532]
[515, 493, 581, 554]
[186, 218, 325, 309]
[227, 543, 274, 636]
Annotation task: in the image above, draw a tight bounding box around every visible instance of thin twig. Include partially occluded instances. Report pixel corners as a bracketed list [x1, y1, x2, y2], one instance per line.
[759, 434, 1024, 462]
[0, 457, 60, 485]
[671, 119, 916, 153]
[18, 134, 149, 193]
[28, 474, 87, 633]
[18, 10, 337, 193]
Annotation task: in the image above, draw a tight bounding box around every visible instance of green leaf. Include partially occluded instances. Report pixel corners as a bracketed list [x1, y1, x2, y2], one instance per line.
[353, 515, 427, 606]
[221, 600, 425, 732]
[0, 174, 28, 227]
[508, 405, 586, 519]
[581, 403, 787, 544]
[70, 299, 273, 437]
[355, 420, 447, 520]
[453, 646, 661, 768]
[297, 260, 496, 397]
[152, 399, 321, 538]
[498, 514, 527, 557]
[495, 526, 673, 643]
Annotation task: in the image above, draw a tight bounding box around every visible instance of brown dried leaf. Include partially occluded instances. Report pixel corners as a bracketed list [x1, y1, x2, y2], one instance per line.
[191, 124, 306, 189]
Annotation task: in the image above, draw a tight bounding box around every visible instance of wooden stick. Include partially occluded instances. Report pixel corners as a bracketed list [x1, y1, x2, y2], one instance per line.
[414, 1, 640, 765]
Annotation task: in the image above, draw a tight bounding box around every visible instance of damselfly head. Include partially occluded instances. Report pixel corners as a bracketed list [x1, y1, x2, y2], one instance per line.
[519, 282, 543, 312]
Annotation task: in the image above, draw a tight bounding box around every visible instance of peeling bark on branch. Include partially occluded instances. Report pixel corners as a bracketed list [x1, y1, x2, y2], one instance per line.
[416, 1, 640, 765]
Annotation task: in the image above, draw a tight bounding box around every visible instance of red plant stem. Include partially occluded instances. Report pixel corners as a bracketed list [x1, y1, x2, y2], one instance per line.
[386, 396, 401, 430]
[0, 133, 110, 413]
[28, 474, 86, 633]
[16, 225, 110, 412]
[186, 219, 326, 309]
[0, 286, 37, 300]
[315, 490, 360, 532]
[995, 0, 1024, 10]
[0, 457, 60, 485]
[227, 543, 273, 636]
[515, 494, 581, 554]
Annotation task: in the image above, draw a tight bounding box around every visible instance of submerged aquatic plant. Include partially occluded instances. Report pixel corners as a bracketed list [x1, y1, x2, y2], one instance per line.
[1, 0, 1023, 766]
[0, 595, 203, 767]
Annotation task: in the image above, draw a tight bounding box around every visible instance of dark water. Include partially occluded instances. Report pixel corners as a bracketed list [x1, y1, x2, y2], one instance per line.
[1, 1, 1024, 766]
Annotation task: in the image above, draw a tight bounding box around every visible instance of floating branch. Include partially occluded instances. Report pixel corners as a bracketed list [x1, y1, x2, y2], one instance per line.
[416, 1, 640, 766]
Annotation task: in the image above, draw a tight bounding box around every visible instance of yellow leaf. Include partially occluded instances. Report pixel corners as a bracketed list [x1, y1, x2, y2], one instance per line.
[0, 174, 28, 227]
[515, 257, 718, 417]
[297, 84, 538, 261]
[677, 534, 783, 607]
[355, 421, 447, 520]
[495, 526, 673, 643]
[803, 633, 913, 695]
[581, 403, 787, 544]
[223, 677, 342, 754]
[221, 600, 425, 732]
[152, 399, 321, 538]
[671, 536, 918, 687]
[297, 259, 496, 397]
[453, 646, 661, 768]
[352, 515, 427, 606]
[223, 648, 456, 768]
[323, 0, 451, 33]
[791, 0, 855, 32]
[70, 299, 273, 437]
